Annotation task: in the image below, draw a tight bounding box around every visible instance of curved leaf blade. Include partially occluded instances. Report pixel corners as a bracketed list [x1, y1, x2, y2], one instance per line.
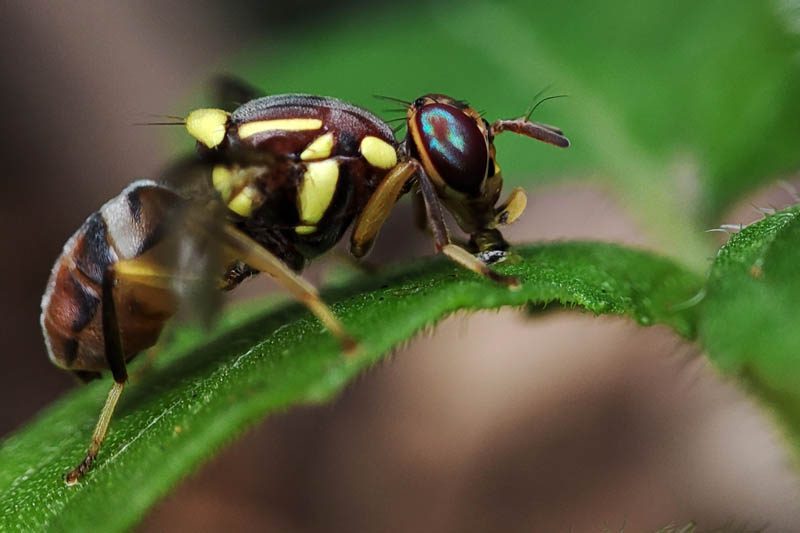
[0, 243, 701, 531]
[700, 206, 800, 451]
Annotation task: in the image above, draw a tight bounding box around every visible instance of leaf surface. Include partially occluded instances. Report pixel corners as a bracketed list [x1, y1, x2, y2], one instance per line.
[0, 243, 701, 531]
[700, 206, 800, 453]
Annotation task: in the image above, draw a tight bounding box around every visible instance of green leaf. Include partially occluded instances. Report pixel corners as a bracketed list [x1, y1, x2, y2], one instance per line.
[213, 0, 800, 269]
[0, 243, 700, 531]
[700, 205, 800, 453]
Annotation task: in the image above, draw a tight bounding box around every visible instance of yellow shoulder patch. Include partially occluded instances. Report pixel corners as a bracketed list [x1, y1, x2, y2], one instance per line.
[185, 108, 229, 149]
[360, 136, 397, 169]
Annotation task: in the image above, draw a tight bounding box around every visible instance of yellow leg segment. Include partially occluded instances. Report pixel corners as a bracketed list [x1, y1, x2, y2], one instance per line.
[350, 161, 418, 258]
[65, 381, 125, 485]
[442, 244, 520, 289]
[219, 224, 357, 354]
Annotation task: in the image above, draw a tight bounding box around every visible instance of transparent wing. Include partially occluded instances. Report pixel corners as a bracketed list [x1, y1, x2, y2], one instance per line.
[115, 177, 232, 330]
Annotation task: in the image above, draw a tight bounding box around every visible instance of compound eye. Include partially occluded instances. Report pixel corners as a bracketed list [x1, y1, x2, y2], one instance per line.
[414, 103, 488, 196]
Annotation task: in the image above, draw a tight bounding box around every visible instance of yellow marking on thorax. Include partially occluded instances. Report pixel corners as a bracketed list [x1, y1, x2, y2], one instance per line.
[213, 165, 267, 215]
[185, 108, 229, 149]
[228, 185, 263, 217]
[295, 225, 317, 235]
[296, 159, 339, 234]
[238, 118, 323, 139]
[300, 132, 335, 161]
[359, 136, 397, 169]
[212, 165, 235, 201]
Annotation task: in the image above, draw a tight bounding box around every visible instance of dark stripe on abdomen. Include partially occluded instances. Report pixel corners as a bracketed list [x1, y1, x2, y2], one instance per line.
[127, 187, 143, 223]
[74, 213, 115, 284]
[64, 270, 100, 333]
[57, 336, 80, 367]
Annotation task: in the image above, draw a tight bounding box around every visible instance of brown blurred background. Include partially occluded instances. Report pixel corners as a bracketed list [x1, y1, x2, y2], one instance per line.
[2, 1, 800, 531]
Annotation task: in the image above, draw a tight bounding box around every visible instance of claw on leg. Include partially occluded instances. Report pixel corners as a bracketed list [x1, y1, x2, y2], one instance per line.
[442, 244, 520, 289]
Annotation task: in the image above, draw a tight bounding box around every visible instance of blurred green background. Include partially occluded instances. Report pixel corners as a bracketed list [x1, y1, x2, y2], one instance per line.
[2, 0, 800, 530]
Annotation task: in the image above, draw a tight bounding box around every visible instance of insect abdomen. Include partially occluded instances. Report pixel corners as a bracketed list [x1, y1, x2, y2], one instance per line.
[41, 181, 180, 373]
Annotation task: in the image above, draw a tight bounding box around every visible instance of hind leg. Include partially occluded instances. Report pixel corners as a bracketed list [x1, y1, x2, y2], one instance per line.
[66, 267, 128, 485]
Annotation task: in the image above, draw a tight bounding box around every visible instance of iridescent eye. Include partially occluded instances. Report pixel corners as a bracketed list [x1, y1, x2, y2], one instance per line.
[413, 103, 488, 196]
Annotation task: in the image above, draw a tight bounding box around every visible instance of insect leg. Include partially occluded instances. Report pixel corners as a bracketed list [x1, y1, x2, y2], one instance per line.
[217, 224, 357, 353]
[412, 190, 429, 233]
[490, 118, 570, 148]
[492, 187, 528, 227]
[417, 169, 520, 289]
[350, 160, 418, 258]
[413, 186, 475, 250]
[65, 268, 128, 485]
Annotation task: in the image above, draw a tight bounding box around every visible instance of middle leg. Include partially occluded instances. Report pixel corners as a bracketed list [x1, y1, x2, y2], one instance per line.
[217, 224, 357, 353]
[65, 267, 129, 485]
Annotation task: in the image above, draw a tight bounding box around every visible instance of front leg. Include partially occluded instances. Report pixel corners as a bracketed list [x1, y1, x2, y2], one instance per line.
[350, 160, 418, 258]
[416, 169, 520, 289]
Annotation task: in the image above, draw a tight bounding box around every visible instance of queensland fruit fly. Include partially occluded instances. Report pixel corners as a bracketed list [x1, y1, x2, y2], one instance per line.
[41, 78, 569, 485]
